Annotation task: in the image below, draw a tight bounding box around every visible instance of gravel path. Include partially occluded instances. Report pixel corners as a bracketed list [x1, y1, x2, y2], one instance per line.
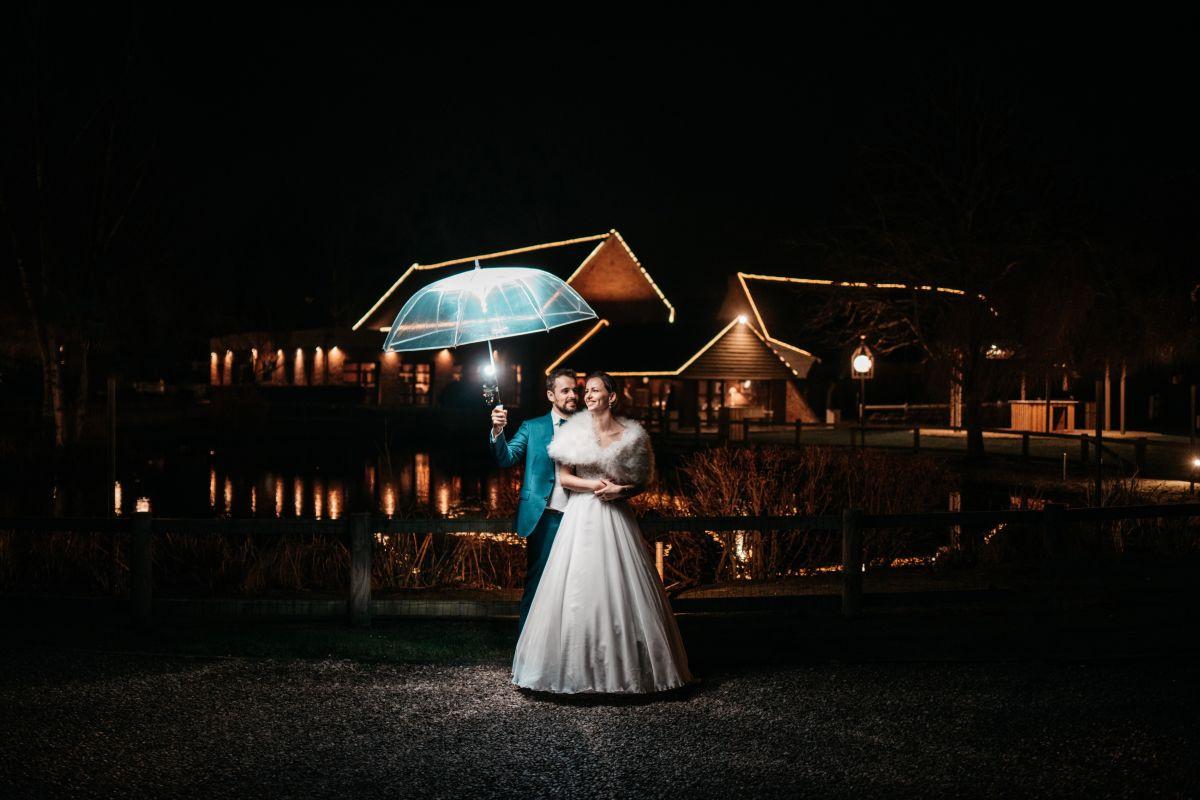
[1, 649, 1197, 799]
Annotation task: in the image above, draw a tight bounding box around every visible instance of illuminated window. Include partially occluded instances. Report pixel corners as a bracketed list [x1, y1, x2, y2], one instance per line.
[398, 363, 431, 406]
[343, 362, 377, 388]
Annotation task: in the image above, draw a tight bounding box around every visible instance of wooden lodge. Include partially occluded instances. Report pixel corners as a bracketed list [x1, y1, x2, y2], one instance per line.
[207, 230, 674, 411]
[211, 231, 1192, 436]
[552, 316, 818, 426]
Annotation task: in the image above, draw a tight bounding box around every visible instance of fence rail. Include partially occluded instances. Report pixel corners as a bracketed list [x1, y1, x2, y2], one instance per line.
[4, 503, 1198, 626]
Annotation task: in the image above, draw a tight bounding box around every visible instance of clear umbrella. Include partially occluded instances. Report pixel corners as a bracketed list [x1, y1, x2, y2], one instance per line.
[382, 262, 597, 403]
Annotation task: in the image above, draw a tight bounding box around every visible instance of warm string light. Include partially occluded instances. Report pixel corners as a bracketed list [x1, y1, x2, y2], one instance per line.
[544, 319, 609, 375]
[607, 229, 675, 322]
[113, 481, 123, 516]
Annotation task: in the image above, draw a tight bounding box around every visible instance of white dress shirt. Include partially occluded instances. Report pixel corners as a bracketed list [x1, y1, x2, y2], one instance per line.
[546, 409, 570, 512]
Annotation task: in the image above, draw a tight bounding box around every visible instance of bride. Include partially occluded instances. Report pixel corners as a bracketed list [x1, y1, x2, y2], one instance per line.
[511, 371, 692, 694]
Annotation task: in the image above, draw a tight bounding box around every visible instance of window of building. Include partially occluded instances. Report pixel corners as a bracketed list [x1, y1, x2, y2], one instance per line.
[343, 362, 377, 388]
[398, 363, 431, 406]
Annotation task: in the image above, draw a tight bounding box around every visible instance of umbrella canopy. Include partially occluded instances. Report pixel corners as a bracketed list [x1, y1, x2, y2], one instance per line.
[382, 264, 597, 353]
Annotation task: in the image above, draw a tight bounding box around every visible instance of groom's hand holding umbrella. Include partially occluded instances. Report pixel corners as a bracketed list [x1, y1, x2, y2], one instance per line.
[490, 405, 507, 438]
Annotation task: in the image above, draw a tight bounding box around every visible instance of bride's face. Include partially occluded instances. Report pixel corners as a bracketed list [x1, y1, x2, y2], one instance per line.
[583, 378, 614, 412]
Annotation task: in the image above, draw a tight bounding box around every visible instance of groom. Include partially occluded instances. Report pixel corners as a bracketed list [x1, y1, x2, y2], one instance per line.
[490, 367, 580, 633]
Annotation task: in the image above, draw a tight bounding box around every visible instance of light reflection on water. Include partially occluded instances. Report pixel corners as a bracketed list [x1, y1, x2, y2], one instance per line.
[50, 447, 523, 522]
[98, 449, 516, 520]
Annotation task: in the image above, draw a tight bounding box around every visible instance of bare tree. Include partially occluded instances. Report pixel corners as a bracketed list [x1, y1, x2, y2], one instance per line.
[811, 84, 1062, 459]
[0, 6, 154, 449]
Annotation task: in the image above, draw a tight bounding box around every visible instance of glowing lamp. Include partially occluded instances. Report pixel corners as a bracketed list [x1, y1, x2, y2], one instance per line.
[852, 354, 873, 375]
[737, 314, 748, 325]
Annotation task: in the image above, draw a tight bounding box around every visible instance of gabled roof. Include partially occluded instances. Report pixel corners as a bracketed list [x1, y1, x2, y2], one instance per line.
[733, 273, 817, 361]
[737, 271, 992, 361]
[550, 317, 814, 379]
[352, 229, 674, 333]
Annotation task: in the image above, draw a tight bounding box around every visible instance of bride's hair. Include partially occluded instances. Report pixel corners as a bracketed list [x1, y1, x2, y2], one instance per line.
[585, 371, 619, 409]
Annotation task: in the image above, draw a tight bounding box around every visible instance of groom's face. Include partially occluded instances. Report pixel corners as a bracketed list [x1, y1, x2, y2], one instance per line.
[547, 375, 579, 416]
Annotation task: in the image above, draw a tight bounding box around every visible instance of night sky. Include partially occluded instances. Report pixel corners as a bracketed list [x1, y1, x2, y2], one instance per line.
[4, 9, 1198, 372]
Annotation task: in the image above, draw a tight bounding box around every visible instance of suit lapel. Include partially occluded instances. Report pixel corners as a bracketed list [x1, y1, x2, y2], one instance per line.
[538, 412, 555, 444]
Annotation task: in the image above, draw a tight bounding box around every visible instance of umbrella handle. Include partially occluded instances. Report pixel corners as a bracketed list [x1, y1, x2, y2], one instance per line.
[485, 339, 501, 407]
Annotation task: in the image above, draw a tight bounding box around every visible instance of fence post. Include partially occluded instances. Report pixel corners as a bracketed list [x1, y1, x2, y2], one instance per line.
[912, 426, 921, 452]
[841, 508, 863, 618]
[694, 416, 702, 446]
[1021, 433, 1030, 462]
[1042, 502, 1065, 613]
[794, 418, 802, 446]
[107, 375, 119, 596]
[1134, 438, 1147, 474]
[1080, 433, 1089, 466]
[349, 513, 372, 628]
[742, 418, 750, 443]
[131, 511, 153, 627]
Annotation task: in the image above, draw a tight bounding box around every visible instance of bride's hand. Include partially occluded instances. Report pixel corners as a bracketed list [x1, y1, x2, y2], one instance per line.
[590, 478, 609, 493]
[594, 480, 626, 501]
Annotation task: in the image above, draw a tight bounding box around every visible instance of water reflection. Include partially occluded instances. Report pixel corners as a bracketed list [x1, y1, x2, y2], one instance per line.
[383, 482, 396, 518]
[415, 453, 430, 504]
[97, 447, 511, 520]
[329, 481, 343, 520]
[435, 476, 462, 517]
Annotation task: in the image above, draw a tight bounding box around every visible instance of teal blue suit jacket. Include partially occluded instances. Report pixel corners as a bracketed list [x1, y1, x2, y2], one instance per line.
[491, 412, 558, 538]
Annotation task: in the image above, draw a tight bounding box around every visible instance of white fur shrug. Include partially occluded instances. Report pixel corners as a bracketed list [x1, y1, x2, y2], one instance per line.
[546, 411, 653, 486]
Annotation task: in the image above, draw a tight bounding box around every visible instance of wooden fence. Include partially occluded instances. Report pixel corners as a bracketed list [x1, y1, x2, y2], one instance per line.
[4, 503, 1198, 627]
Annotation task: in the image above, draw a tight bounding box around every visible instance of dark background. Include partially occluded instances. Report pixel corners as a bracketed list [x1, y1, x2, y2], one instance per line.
[3, 8, 1198, 377]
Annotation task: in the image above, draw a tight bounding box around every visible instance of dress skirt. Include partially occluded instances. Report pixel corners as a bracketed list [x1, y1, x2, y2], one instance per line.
[511, 491, 692, 694]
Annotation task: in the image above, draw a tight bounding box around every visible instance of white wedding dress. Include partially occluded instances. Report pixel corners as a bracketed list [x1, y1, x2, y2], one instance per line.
[511, 412, 691, 694]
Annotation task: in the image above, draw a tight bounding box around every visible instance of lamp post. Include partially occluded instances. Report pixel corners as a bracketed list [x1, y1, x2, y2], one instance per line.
[850, 336, 875, 449]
